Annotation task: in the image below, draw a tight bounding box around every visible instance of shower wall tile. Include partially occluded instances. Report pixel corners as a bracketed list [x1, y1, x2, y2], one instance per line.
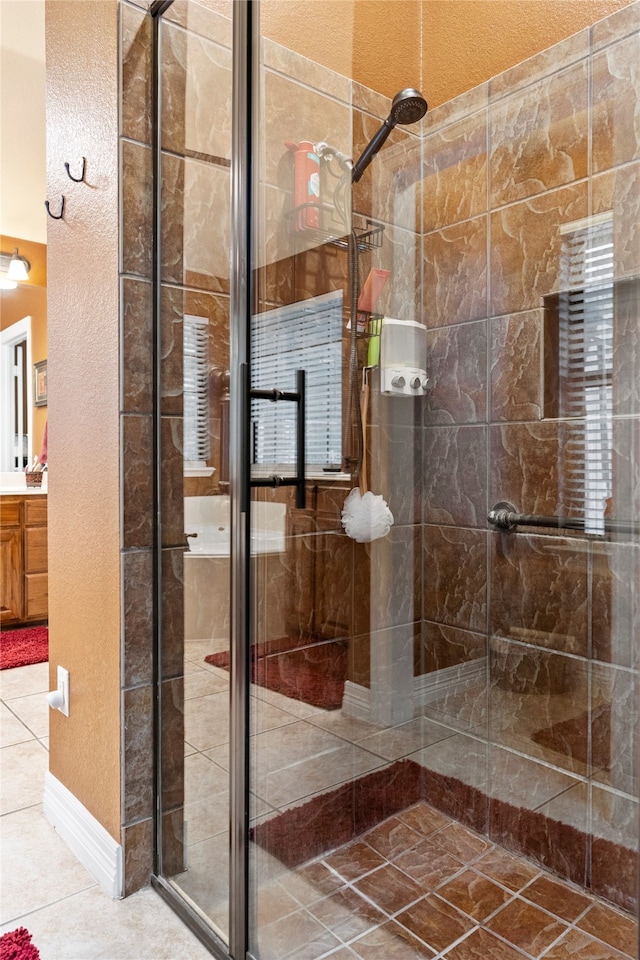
[122, 413, 153, 550]
[163, 0, 232, 46]
[352, 109, 420, 229]
[160, 416, 185, 549]
[121, 2, 151, 145]
[490, 61, 588, 207]
[163, 155, 231, 292]
[122, 818, 154, 897]
[612, 417, 640, 522]
[123, 683, 154, 823]
[592, 32, 640, 173]
[283, 527, 354, 641]
[161, 20, 232, 161]
[490, 533, 589, 657]
[424, 84, 488, 134]
[425, 320, 488, 424]
[262, 71, 351, 191]
[489, 786, 588, 887]
[490, 310, 543, 422]
[123, 548, 154, 688]
[489, 29, 589, 102]
[161, 677, 185, 813]
[591, 663, 640, 797]
[122, 277, 152, 413]
[422, 426, 487, 527]
[374, 222, 422, 323]
[423, 216, 488, 328]
[417, 622, 486, 675]
[489, 421, 569, 517]
[489, 183, 587, 317]
[592, 0, 640, 51]
[489, 638, 589, 774]
[421, 112, 488, 234]
[592, 541, 640, 668]
[593, 164, 640, 282]
[368, 524, 421, 632]
[161, 547, 185, 681]
[590, 785, 639, 912]
[266, 40, 351, 104]
[423, 526, 488, 633]
[370, 423, 422, 526]
[122, 139, 152, 279]
[612, 278, 640, 416]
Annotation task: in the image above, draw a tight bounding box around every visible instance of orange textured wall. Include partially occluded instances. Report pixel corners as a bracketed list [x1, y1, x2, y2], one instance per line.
[1, 235, 48, 454]
[423, 0, 635, 106]
[260, 0, 634, 104]
[46, 0, 121, 841]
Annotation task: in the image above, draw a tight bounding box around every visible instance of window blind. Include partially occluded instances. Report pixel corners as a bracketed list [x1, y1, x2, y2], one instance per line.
[251, 291, 343, 470]
[558, 215, 614, 533]
[183, 314, 210, 462]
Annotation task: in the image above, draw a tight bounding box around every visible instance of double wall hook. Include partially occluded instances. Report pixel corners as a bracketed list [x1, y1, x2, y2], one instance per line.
[45, 197, 65, 220]
[65, 157, 87, 183]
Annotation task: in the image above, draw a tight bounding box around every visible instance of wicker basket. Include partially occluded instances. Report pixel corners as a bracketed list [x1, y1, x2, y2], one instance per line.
[25, 472, 44, 488]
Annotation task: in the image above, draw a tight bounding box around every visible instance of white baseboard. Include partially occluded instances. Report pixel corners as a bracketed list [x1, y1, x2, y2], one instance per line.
[44, 771, 123, 898]
[343, 658, 487, 723]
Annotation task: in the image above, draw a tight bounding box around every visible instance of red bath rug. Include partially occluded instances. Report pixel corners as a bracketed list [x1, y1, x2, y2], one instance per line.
[206, 634, 348, 709]
[0, 927, 41, 960]
[0, 625, 48, 670]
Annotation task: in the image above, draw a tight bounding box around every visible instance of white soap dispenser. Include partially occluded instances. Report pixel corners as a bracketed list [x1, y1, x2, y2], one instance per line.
[380, 318, 428, 396]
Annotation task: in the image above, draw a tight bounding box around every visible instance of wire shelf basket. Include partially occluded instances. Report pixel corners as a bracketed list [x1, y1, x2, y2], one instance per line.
[284, 203, 384, 252]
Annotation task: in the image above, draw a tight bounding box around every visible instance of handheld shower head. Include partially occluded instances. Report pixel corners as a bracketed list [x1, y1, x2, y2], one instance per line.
[351, 87, 427, 183]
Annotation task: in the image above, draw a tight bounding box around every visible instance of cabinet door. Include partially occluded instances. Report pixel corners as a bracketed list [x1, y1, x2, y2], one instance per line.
[1, 526, 23, 623]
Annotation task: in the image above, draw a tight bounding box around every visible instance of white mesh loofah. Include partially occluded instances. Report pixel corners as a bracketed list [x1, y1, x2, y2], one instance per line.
[341, 488, 394, 543]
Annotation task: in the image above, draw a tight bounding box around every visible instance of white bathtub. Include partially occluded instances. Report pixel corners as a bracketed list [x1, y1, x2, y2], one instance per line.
[184, 496, 286, 557]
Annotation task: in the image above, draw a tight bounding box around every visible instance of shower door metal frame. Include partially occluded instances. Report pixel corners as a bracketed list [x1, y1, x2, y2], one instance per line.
[148, 2, 257, 958]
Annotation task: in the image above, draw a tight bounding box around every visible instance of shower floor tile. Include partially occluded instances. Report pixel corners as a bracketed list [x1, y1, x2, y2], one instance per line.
[252, 799, 639, 960]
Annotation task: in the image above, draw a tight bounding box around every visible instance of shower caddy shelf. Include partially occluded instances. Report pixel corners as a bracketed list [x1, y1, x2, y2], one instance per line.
[285, 203, 385, 252]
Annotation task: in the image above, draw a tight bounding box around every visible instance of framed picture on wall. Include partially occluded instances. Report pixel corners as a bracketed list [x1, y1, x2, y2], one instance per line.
[34, 360, 47, 407]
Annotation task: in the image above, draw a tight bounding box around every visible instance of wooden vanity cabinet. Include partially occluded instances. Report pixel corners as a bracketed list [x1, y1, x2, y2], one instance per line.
[0, 495, 48, 625]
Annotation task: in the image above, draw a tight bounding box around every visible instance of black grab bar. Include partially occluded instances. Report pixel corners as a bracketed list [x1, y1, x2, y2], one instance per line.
[488, 501, 638, 536]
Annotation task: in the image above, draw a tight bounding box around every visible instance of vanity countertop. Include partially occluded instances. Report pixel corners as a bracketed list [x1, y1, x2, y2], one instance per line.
[0, 473, 48, 496]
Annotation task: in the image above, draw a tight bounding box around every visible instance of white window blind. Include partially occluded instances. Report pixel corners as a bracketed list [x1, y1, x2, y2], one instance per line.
[183, 314, 210, 463]
[559, 214, 614, 534]
[251, 291, 343, 470]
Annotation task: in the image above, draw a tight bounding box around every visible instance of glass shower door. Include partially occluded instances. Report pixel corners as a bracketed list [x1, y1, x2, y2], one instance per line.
[246, 6, 427, 958]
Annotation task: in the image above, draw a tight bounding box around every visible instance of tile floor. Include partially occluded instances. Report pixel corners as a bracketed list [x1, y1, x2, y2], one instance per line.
[0, 660, 211, 960]
[3, 654, 639, 960]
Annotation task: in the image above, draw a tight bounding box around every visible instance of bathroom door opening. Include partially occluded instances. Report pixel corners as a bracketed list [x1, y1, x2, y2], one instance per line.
[149, 1, 640, 957]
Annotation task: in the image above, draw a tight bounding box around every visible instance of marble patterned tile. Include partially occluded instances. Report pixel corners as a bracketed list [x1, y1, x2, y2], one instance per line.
[591, 541, 640, 668]
[123, 684, 154, 822]
[396, 894, 476, 953]
[351, 919, 437, 958]
[421, 112, 488, 233]
[437, 868, 511, 921]
[422, 426, 487, 526]
[121, 139, 152, 279]
[265, 38, 350, 103]
[417, 622, 486, 676]
[489, 421, 573, 517]
[490, 310, 543, 422]
[592, 33, 640, 173]
[542, 927, 629, 959]
[489, 29, 589, 101]
[444, 927, 527, 958]
[590, 662, 640, 797]
[425, 321, 488, 425]
[593, 165, 640, 281]
[360, 816, 422, 862]
[121, 2, 151, 145]
[592, 0, 640, 51]
[122, 547, 153, 687]
[306, 885, 384, 942]
[521, 872, 591, 923]
[485, 898, 568, 955]
[489, 183, 587, 317]
[122, 412, 153, 549]
[490, 61, 588, 207]
[475, 846, 540, 892]
[576, 902, 639, 958]
[410, 733, 489, 792]
[423, 526, 488, 633]
[394, 837, 465, 890]
[255, 905, 341, 960]
[423, 216, 488, 328]
[323, 841, 387, 883]
[0, 702, 34, 748]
